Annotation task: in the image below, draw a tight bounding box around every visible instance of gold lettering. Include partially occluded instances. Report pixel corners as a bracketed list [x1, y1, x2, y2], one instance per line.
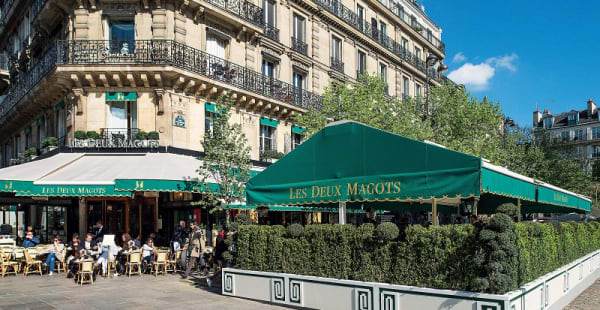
[311, 186, 320, 198]
[326, 186, 332, 197]
[393, 181, 401, 194]
[320, 186, 327, 198]
[366, 183, 375, 195]
[375, 183, 385, 195]
[359, 184, 367, 196]
[289, 187, 294, 199]
[347, 183, 358, 196]
[334, 185, 342, 196]
[301, 188, 307, 198]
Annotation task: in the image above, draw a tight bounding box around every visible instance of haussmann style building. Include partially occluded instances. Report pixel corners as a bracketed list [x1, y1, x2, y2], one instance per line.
[0, 0, 448, 244]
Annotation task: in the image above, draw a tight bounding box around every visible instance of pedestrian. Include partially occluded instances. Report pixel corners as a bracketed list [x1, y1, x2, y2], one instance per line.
[181, 221, 204, 279]
[213, 227, 227, 273]
[172, 220, 188, 251]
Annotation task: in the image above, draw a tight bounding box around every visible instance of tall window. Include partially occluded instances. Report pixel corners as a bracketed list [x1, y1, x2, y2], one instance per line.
[594, 146, 600, 158]
[403, 77, 409, 97]
[543, 117, 553, 129]
[206, 34, 227, 59]
[293, 14, 305, 42]
[415, 47, 421, 60]
[561, 131, 570, 141]
[57, 107, 65, 140]
[357, 5, 364, 29]
[401, 38, 408, 52]
[380, 22, 387, 40]
[262, 58, 277, 79]
[292, 133, 304, 149]
[264, 0, 276, 26]
[25, 131, 31, 149]
[568, 112, 579, 125]
[415, 84, 422, 97]
[14, 135, 20, 158]
[38, 121, 45, 147]
[109, 19, 134, 54]
[331, 36, 342, 61]
[575, 129, 585, 141]
[107, 101, 137, 131]
[260, 125, 275, 151]
[593, 127, 600, 140]
[379, 63, 387, 83]
[205, 111, 216, 134]
[357, 51, 366, 77]
[293, 71, 305, 90]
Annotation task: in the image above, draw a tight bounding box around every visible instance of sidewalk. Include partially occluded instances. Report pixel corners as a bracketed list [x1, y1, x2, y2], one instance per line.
[564, 278, 600, 310]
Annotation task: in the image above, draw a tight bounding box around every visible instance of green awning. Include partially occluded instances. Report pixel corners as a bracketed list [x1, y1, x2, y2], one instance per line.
[205, 102, 216, 113]
[292, 125, 306, 134]
[480, 166, 536, 201]
[23, 125, 32, 135]
[0, 180, 33, 193]
[54, 101, 64, 112]
[260, 117, 278, 128]
[537, 184, 591, 212]
[114, 179, 219, 193]
[36, 116, 45, 127]
[106, 92, 137, 101]
[246, 121, 481, 207]
[16, 184, 131, 197]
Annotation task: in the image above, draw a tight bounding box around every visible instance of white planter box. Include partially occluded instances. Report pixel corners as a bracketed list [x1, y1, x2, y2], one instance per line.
[222, 249, 600, 310]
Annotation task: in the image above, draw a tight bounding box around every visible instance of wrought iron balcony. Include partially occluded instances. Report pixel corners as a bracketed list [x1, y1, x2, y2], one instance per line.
[264, 24, 280, 41]
[291, 37, 308, 56]
[330, 57, 344, 74]
[204, 0, 264, 27]
[0, 40, 323, 122]
[0, 0, 16, 25]
[31, 0, 49, 22]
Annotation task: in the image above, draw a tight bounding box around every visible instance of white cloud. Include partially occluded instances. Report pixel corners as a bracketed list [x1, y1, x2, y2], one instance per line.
[487, 53, 518, 72]
[452, 52, 466, 63]
[447, 53, 518, 90]
[447, 63, 495, 91]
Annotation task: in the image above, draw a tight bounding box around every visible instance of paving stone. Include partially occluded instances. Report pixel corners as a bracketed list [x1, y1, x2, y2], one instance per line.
[565, 278, 600, 310]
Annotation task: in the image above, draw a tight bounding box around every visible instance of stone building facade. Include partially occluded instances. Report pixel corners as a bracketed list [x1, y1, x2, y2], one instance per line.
[0, 0, 447, 166]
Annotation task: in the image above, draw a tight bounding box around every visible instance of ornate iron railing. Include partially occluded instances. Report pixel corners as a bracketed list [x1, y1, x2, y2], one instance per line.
[264, 24, 279, 41]
[0, 54, 8, 71]
[0, 40, 323, 122]
[204, 0, 264, 27]
[389, 2, 444, 53]
[330, 57, 344, 74]
[100, 128, 140, 142]
[291, 37, 308, 56]
[30, 0, 49, 22]
[0, 0, 16, 25]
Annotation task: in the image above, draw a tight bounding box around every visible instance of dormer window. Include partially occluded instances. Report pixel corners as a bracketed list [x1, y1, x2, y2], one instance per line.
[568, 112, 579, 126]
[543, 117, 553, 129]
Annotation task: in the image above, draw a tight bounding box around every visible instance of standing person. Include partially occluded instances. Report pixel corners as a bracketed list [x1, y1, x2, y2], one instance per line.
[181, 221, 204, 279]
[213, 228, 227, 274]
[95, 220, 105, 243]
[172, 220, 188, 251]
[45, 235, 65, 275]
[22, 231, 40, 248]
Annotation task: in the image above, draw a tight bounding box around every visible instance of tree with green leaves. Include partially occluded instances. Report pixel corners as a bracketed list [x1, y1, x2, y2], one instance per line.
[197, 94, 252, 222]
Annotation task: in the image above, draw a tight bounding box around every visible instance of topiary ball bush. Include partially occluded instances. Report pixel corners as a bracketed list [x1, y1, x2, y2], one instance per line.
[147, 131, 160, 140]
[74, 130, 87, 140]
[287, 223, 304, 238]
[375, 222, 399, 242]
[235, 213, 252, 226]
[358, 223, 375, 240]
[489, 214, 515, 232]
[496, 203, 518, 217]
[135, 131, 148, 140]
[86, 131, 100, 139]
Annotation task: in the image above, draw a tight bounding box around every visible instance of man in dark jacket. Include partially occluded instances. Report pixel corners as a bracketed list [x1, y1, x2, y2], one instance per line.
[95, 220, 105, 243]
[172, 220, 188, 250]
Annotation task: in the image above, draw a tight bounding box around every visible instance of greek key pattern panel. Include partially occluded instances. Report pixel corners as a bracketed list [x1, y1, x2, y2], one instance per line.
[270, 278, 286, 303]
[380, 291, 400, 310]
[289, 280, 303, 306]
[354, 288, 373, 310]
[223, 272, 234, 295]
[477, 301, 500, 310]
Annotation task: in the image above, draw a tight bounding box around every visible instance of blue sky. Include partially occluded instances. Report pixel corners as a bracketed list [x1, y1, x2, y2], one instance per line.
[421, 0, 600, 127]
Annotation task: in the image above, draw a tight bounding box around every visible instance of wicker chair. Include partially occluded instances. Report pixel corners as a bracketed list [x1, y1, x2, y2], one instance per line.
[167, 249, 182, 273]
[125, 251, 142, 277]
[77, 260, 94, 285]
[152, 250, 168, 276]
[0, 250, 19, 277]
[23, 250, 43, 276]
[55, 249, 67, 273]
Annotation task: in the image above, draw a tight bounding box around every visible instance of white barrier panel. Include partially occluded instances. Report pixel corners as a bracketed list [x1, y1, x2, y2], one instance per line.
[223, 249, 600, 310]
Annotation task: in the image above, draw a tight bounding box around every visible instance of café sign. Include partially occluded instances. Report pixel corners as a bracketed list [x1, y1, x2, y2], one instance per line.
[17, 184, 131, 197]
[68, 138, 160, 148]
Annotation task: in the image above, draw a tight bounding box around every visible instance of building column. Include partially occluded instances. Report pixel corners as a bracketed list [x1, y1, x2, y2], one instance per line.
[432, 198, 438, 226]
[517, 198, 522, 222]
[78, 198, 86, 237]
[338, 202, 346, 224]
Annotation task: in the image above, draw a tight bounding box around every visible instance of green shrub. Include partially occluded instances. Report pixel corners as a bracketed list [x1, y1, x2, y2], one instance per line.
[86, 131, 100, 139]
[148, 131, 160, 140]
[135, 131, 148, 140]
[375, 222, 399, 242]
[496, 203, 518, 217]
[24, 147, 38, 157]
[235, 213, 252, 225]
[42, 137, 58, 148]
[287, 223, 305, 238]
[74, 130, 87, 140]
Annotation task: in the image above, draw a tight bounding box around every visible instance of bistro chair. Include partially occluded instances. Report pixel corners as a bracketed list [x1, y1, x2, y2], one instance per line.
[77, 260, 94, 285]
[25, 248, 38, 260]
[0, 249, 19, 277]
[126, 251, 142, 277]
[107, 254, 117, 278]
[55, 249, 67, 273]
[23, 250, 43, 276]
[167, 249, 182, 273]
[152, 250, 168, 276]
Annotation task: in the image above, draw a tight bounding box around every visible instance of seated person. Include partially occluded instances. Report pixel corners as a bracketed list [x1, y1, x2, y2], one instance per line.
[82, 233, 98, 255]
[66, 236, 84, 278]
[45, 235, 65, 275]
[141, 238, 155, 272]
[96, 235, 118, 276]
[22, 231, 40, 248]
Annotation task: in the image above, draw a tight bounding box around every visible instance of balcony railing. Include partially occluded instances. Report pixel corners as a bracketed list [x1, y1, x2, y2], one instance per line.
[204, 0, 264, 27]
[264, 24, 279, 41]
[0, 40, 323, 122]
[0, 0, 16, 25]
[31, 0, 49, 22]
[330, 57, 344, 74]
[291, 37, 308, 55]
[312, 0, 443, 80]
[389, 3, 445, 53]
[100, 128, 140, 142]
[0, 54, 8, 71]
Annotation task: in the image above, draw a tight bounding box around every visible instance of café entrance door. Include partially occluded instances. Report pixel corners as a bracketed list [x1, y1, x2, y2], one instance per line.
[87, 199, 126, 235]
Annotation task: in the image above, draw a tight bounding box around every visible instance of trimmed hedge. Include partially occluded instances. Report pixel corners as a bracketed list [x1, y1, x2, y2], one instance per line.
[234, 220, 600, 294]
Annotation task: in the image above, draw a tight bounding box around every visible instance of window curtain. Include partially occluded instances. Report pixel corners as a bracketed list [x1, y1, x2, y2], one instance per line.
[109, 20, 135, 53]
[206, 35, 226, 59]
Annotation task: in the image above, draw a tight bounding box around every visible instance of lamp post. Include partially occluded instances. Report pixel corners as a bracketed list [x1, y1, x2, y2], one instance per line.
[503, 116, 516, 148]
[424, 54, 448, 119]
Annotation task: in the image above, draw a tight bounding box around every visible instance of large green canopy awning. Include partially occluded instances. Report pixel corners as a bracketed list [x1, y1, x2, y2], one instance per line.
[246, 121, 591, 214]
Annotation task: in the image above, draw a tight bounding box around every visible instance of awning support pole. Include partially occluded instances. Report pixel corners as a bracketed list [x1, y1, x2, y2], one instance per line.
[473, 198, 478, 216]
[338, 202, 346, 225]
[517, 198, 522, 222]
[432, 198, 438, 226]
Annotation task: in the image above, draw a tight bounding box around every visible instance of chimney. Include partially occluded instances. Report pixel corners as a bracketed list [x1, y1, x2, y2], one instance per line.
[588, 98, 596, 117]
[533, 109, 542, 127]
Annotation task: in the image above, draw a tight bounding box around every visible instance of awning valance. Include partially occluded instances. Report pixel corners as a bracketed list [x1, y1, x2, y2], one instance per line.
[106, 92, 137, 101]
[260, 117, 278, 128]
[480, 163, 536, 202]
[292, 125, 306, 134]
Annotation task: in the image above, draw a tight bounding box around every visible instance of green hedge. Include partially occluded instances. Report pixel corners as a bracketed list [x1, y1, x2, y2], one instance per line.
[234, 221, 600, 294]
